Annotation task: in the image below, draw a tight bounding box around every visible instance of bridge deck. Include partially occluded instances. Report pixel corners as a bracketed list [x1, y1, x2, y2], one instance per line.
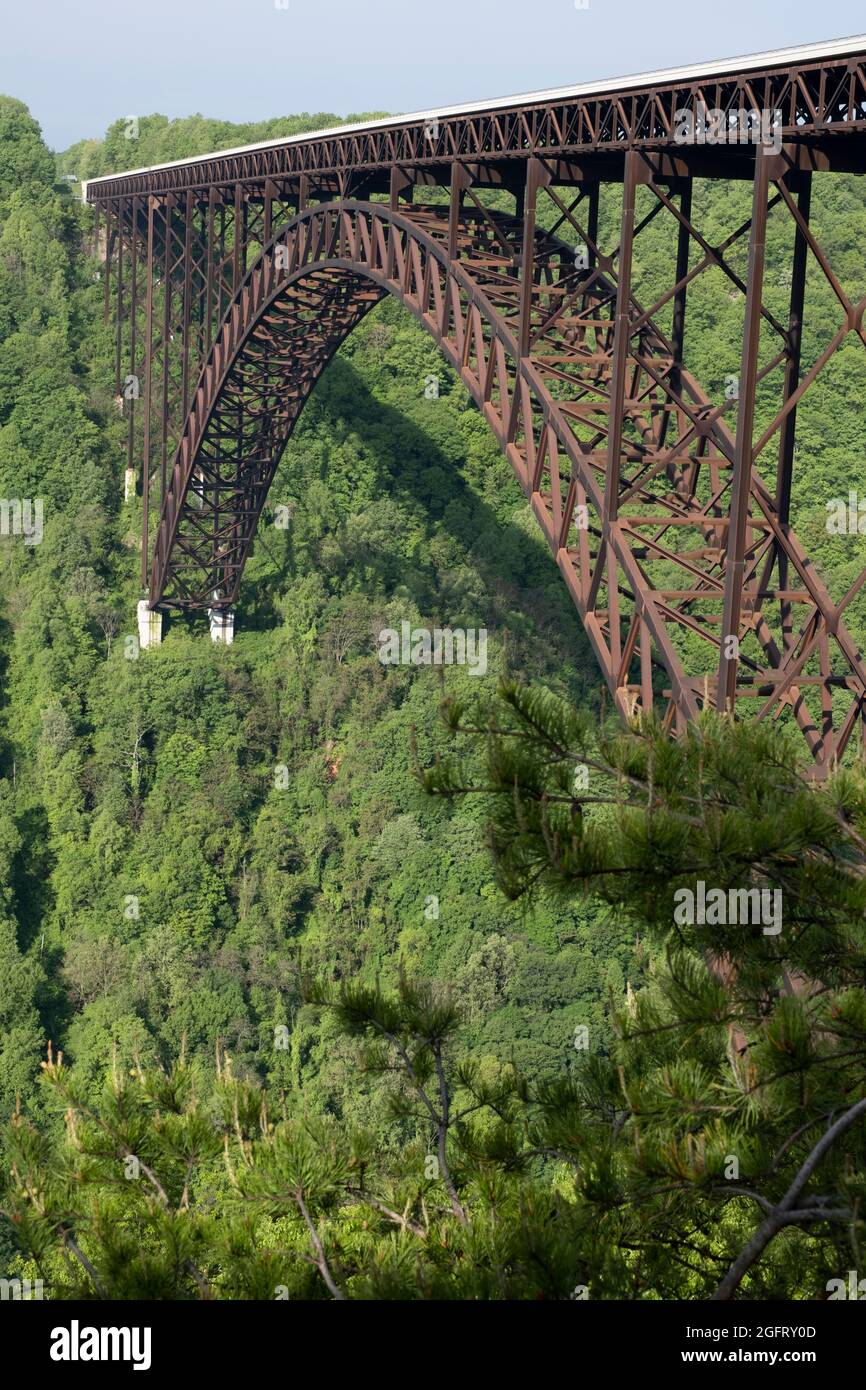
[84, 33, 866, 201]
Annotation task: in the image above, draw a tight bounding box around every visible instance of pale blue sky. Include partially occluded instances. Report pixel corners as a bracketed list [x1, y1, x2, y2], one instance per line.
[3, 0, 866, 152]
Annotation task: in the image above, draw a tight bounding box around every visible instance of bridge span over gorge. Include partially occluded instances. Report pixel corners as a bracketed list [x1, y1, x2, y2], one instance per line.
[86, 34, 866, 770]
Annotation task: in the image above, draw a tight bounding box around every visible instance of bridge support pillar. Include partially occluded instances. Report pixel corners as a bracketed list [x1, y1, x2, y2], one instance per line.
[208, 607, 235, 645]
[717, 144, 774, 713]
[518, 158, 553, 356]
[137, 600, 162, 650]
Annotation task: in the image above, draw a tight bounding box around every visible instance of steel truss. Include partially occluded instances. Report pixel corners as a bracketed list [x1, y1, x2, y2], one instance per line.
[90, 41, 866, 768]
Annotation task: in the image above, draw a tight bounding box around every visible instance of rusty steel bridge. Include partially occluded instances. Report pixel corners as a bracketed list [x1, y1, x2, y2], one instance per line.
[87, 34, 866, 768]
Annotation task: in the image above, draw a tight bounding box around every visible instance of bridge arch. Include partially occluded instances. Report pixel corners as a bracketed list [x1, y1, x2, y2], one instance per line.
[147, 190, 866, 762]
[151, 198, 697, 723]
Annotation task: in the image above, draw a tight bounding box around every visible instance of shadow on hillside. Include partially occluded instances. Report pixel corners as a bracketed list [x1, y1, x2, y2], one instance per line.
[226, 354, 599, 699]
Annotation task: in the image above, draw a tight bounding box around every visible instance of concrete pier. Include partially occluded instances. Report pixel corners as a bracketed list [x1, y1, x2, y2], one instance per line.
[208, 607, 235, 644]
[136, 600, 162, 649]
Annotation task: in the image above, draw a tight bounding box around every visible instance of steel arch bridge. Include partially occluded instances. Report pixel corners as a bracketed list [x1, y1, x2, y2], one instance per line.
[87, 34, 866, 769]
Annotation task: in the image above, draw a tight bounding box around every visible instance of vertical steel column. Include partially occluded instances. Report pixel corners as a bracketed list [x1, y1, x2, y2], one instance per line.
[518, 158, 551, 357]
[263, 179, 275, 245]
[601, 151, 641, 683]
[216, 202, 227, 324]
[126, 196, 140, 485]
[160, 195, 174, 507]
[717, 145, 773, 712]
[102, 201, 114, 322]
[182, 190, 194, 420]
[114, 200, 125, 395]
[586, 180, 599, 270]
[206, 187, 217, 352]
[603, 151, 640, 527]
[141, 196, 156, 589]
[388, 168, 412, 282]
[660, 176, 693, 460]
[775, 171, 812, 653]
[448, 163, 471, 262]
[671, 178, 692, 379]
[639, 615, 653, 712]
[193, 196, 207, 367]
[389, 166, 412, 210]
[232, 184, 244, 291]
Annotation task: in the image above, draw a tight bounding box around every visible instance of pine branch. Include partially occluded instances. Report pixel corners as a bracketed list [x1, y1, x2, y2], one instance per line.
[712, 1095, 866, 1299]
[295, 1189, 345, 1301]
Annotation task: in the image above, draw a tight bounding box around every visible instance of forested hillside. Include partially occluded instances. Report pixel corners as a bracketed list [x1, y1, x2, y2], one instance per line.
[0, 98, 625, 1188]
[1, 97, 865, 1300]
